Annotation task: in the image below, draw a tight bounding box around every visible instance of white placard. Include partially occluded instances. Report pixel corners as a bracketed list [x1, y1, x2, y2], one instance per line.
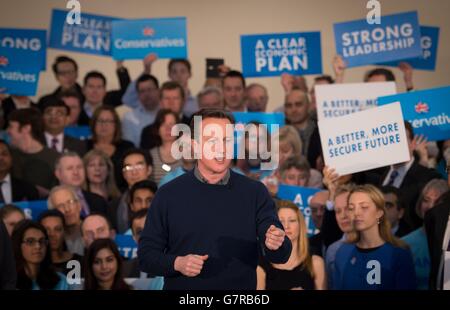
[315, 82, 397, 121]
[318, 102, 410, 175]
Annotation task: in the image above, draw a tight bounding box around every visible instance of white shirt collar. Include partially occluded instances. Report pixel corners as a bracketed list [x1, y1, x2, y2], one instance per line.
[1, 173, 11, 184]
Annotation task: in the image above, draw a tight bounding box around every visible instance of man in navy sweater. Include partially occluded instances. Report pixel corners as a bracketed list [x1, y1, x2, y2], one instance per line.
[138, 109, 291, 289]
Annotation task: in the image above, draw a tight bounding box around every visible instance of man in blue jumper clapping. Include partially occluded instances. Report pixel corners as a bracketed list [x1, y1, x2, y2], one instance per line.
[138, 108, 292, 290]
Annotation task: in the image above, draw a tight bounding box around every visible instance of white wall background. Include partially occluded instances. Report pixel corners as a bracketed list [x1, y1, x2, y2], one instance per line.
[1, 0, 449, 110]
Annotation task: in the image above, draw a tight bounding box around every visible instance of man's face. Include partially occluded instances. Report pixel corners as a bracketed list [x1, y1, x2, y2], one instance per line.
[246, 86, 268, 112]
[62, 96, 81, 126]
[334, 192, 352, 233]
[161, 89, 183, 114]
[55, 156, 85, 188]
[138, 80, 159, 111]
[383, 192, 403, 228]
[43, 106, 69, 134]
[122, 154, 152, 187]
[51, 189, 81, 226]
[6, 121, 27, 148]
[131, 216, 146, 244]
[169, 62, 191, 88]
[83, 77, 106, 105]
[0, 143, 12, 175]
[309, 191, 328, 230]
[130, 189, 154, 213]
[223, 77, 245, 110]
[284, 90, 309, 125]
[81, 215, 112, 248]
[55, 61, 78, 89]
[196, 117, 233, 175]
[199, 92, 223, 110]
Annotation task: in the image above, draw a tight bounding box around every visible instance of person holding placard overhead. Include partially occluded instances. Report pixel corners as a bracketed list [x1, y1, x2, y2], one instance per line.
[138, 109, 292, 290]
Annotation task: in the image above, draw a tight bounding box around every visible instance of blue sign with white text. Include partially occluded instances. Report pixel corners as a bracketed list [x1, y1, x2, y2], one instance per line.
[378, 86, 450, 141]
[49, 9, 120, 56]
[233, 112, 285, 134]
[241, 31, 322, 77]
[111, 18, 187, 60]
[0, 28, 46, 96]
[0, 200, 48, 221]
[378, 26, 440, 71]
[334, 11, 422, 67]
[277, 185, 321, 237]
[115, 234, 138, 259]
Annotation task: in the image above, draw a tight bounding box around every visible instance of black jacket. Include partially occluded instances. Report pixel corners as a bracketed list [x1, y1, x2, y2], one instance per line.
[10, 177, 40, 202]
[82, 190, 109, 218]
[424, 191, 450, 290]
[0, 221, 16, 289]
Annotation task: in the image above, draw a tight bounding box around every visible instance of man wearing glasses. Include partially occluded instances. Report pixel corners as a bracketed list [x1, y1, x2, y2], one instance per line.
[47, 185, 84, 256]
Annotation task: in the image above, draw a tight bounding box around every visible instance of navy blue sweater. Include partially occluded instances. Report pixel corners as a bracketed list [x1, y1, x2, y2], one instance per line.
[138, 169, 292, 290]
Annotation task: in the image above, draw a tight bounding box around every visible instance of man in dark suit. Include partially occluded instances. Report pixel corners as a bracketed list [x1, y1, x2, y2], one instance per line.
[54, 152, 108, 217]
[0, 221, 16, 289]
[425, 191, 450, 290]
[0, 139, 39, 203]
[377, 122, 441, 229]
[41, 99, 86, 157]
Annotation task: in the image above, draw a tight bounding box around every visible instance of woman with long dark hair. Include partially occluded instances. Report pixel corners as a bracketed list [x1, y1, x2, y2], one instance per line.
[83, 238, 131, 290]
[11, 220, 68, 290]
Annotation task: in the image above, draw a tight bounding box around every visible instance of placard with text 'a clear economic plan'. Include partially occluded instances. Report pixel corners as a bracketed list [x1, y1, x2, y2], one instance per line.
[318, 103, 410, 175]
[315, 82, 397, 121]
[333, 11, 422, 67]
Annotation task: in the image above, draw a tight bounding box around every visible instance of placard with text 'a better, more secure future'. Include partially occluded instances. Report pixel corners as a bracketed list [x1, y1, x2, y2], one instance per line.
[378, 86, 450, 142]
[0, 28, 46, 96]
[318, 103, 410, 176]
[315, 82, 397, 121]
[241, 31, 322, 77]
[334, 11, 422, 67]
[111, 17, 187, 60]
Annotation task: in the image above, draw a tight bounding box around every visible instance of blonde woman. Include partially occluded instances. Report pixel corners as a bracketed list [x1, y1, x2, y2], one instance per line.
[333, 185, 416, 290]
[257, 200, 326, 290]
[83, 149, 121, 201]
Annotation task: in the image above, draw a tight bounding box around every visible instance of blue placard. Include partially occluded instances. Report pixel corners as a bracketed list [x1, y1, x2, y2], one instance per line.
[277, 184, 321, 237]
[0, 66, 40, 96]
[334, 11, 422, 68]
[111, 17, 187, 60]
[49, 9, 120, 56]
[64, 126, 92, 140]
[0, 200, 48, 221]
[241, 31, 322, 77]
[0, 28, 46, 70]
[378, 86, 450, 141]
[115, 234, 138, 259]
[377, 26, 440, 71]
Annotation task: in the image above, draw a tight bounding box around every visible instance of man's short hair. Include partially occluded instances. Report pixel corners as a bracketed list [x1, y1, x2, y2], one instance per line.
[197, 86, 223, 102]
[80, 213, 112, 234]
[130, 209, 148, 234]
[58, 89, 82, 103]
[41, 98, 70, 115]
[314, 75, 335, 84]
[279, 156, 310, 177]
[0, 204, 25, 220]
[8, 108, 44, 142]
[83, 71, 107, 87]
[381, 185, 405, 211]
[52, 55, 78, 75]
[222, 70, 246, 88]
[54, 151, 82, 171]
[38, 209, 66, 227]
[365, 68, 396, 82]
[129, 180, 158, 204]
[135, 74, 159, 92]
[189, 108, 235, 140]
[120, 148, 154, 169]
[47, 185, 78, 209]
[168, 59, 192, 74]
[160, 81, 185, 101]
